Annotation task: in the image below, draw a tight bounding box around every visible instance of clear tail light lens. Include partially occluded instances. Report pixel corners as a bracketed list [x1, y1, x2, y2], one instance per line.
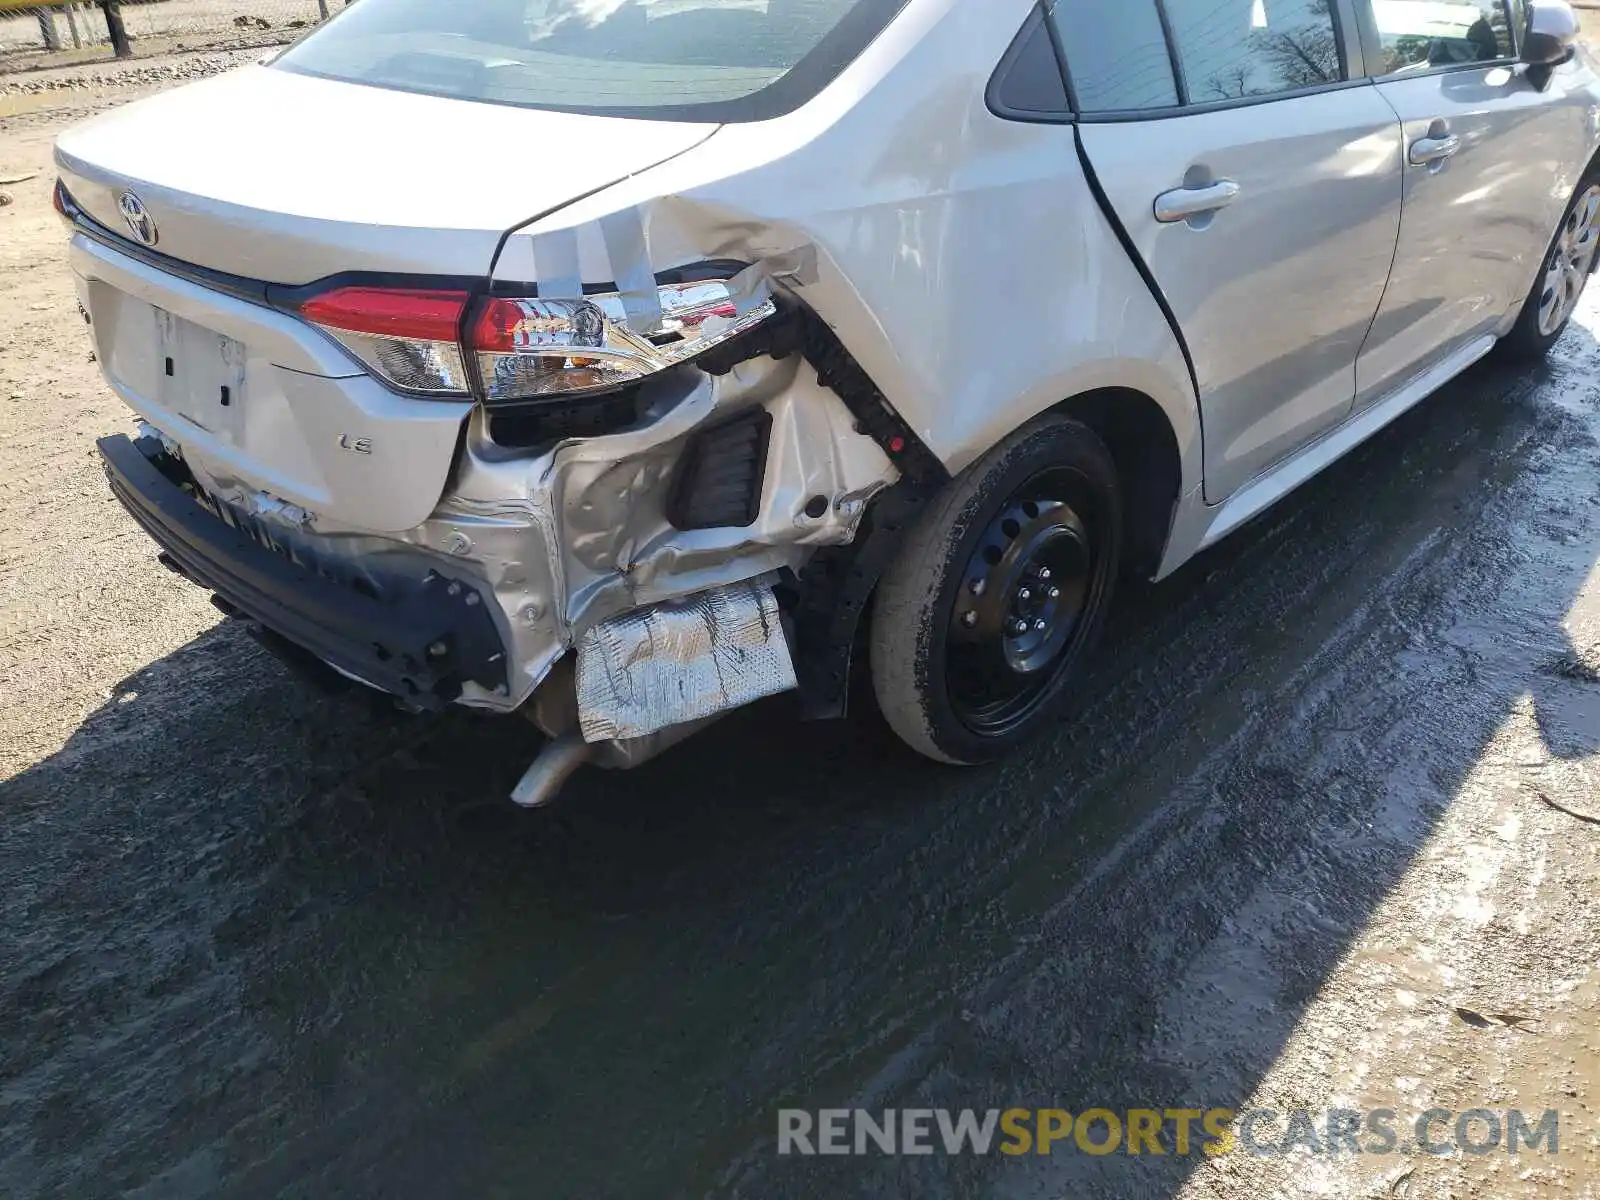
[296, 275, 774, 403]
[298, 287, 472, 395]
[469, 279, 776, 403]
[469, 296, 658, 399]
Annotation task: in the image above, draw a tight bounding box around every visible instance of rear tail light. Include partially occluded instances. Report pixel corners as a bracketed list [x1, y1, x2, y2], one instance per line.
[469, 296, 655, 399]
[297, 287, 472, 395]
[295, 275, 774, 403]
[470, 280, 775, 403]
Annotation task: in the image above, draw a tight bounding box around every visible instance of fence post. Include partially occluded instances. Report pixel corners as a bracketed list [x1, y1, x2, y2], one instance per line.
[64, 3, 83, 49]
[36, 9, 63, 50]
[317, 0, 330, 17]
[98, 0, 129, 57]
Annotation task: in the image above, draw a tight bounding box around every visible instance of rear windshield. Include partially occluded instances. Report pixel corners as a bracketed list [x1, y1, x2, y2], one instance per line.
[272, 0, 912, 122]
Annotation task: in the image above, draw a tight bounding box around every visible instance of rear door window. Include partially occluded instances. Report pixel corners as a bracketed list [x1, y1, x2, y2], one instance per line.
[1163, 0, 1345, 102]
[1053, 0, 1180, 113]
[273, 0, 913, 122]
[1368, 0, 1514, 74]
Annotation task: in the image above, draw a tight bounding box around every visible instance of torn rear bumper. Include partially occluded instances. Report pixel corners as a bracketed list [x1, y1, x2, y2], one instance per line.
[98, 433, 510, 710]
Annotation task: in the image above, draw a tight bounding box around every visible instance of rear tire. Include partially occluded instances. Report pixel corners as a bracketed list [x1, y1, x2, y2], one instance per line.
[870, 416, 1122, 765]
[1498, 172, 1600, 361]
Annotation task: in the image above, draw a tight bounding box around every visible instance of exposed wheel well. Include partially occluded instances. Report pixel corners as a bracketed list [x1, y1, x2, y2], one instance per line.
[1053, 388, 1182, 579]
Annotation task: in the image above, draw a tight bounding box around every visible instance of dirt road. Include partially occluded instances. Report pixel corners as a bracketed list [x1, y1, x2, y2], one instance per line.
[3, 58, 1600, 1200]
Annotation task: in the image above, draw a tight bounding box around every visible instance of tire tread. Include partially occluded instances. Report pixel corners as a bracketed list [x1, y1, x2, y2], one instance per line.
[870, 415, 1121, 764]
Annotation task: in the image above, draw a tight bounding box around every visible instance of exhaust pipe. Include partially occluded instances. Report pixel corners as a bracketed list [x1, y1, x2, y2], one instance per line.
[510, 733, 595, 808]
[509, 576, 792, 807]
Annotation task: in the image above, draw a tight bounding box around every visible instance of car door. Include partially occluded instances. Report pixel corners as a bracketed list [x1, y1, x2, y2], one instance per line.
[1354, 0, 1599, 406]
[1057, 0, 1406, 503]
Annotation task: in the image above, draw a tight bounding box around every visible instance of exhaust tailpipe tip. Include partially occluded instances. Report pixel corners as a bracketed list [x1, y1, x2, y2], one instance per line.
[510, 732, 594, 808]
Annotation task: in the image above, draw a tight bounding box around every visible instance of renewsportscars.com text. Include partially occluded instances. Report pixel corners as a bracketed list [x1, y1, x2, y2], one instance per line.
[777, 1107, 1560, 1158]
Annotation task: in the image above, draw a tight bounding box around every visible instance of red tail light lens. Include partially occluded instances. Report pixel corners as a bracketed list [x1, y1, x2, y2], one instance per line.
[298, 287, 468, 342]
[470, 297, 531, 355]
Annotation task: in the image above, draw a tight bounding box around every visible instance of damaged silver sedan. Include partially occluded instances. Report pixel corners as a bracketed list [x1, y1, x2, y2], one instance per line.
[55, 0, 1600, 802]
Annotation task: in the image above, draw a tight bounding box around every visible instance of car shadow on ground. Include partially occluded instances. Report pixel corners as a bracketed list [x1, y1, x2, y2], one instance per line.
[3, 329, 1600, 1200]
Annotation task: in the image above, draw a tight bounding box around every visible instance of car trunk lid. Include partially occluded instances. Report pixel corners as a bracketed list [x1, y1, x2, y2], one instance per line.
[53, 63, 718, 283]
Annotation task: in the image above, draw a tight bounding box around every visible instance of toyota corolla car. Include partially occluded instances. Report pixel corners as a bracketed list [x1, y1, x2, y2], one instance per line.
[55, 0, 1600, 804]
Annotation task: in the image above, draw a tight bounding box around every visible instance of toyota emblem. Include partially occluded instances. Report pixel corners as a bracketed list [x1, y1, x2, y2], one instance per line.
[117, 191, 158, 247]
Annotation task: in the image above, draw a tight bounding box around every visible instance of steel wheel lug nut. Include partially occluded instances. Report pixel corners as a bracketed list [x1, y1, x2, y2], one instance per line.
[1048, 587, 1061, 600]
[1034, 619, 1047, 632]
[1037, 567, 1052, 581]
[1018, 588, 1032, 602]
[970, 579, 986, 596]
[962, 611, 978, 628]
[1011, 620, 1028, 636]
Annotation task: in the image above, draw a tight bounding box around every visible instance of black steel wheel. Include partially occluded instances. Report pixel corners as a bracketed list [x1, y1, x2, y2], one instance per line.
[871, 416, 1121, 764]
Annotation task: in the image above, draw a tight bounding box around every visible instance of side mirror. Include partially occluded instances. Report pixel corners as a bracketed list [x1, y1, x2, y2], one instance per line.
[1523, 0, 1580, 72]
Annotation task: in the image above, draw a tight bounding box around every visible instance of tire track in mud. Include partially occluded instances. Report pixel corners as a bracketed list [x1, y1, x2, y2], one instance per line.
[712, 348, 1600, 1199]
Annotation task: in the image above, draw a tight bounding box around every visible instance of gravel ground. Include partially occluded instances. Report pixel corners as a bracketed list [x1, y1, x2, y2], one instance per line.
[4, 62, 1600, 1200]
[0, 52, 264, 96]
[0, 0, 319, 68]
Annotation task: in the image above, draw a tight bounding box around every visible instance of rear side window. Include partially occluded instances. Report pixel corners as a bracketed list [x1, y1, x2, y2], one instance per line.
[992, 11, 1071, 116]
[1053, 0, 1180, 113]
[1164, 0, 1345, 102]
[1369, 0, 1514, 74]
[272, 0, 913, 122]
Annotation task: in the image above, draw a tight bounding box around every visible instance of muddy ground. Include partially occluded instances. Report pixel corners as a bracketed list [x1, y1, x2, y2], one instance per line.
[4, 56, 1600, 1200]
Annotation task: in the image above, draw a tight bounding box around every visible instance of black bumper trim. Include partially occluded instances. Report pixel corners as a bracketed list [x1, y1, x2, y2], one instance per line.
[98, 434, 509, 710]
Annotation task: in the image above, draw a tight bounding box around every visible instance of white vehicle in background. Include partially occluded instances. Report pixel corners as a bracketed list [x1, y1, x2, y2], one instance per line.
[54, 0, 1600, 804]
